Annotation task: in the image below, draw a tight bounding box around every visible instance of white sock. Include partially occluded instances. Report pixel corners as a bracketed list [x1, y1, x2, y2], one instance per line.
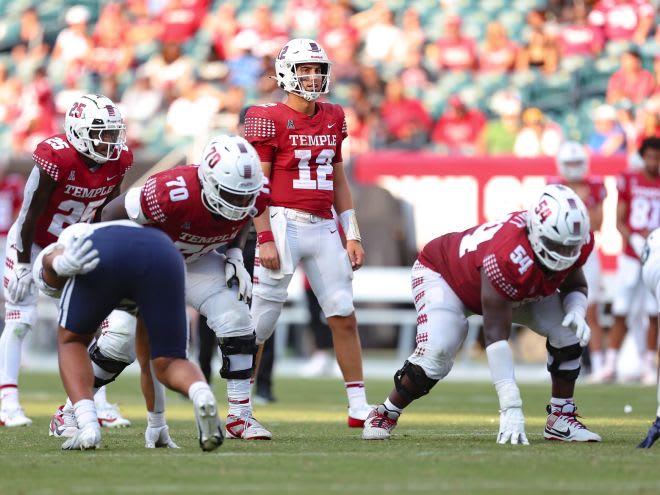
[0, 323, 30, 409]
[590, 350, 604, 375]
[188, 381, 212, 403]
[94, 385, 108, 406]
[604, 349, 618, 370]
[227, 378, 251, 417]
[345, 381, 368, 410]
[0, 385, 19, 411]
[73, 399, 98, 428]
[382, 398, 402, 418]
[147, 411, 166, 428]
[550, 397, 574, 412]
[644, 350, 657, 370]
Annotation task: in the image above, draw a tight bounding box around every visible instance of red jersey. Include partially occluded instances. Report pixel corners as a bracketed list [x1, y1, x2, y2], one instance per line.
[0, 174, 25, 237]
[547, 176, 607, 209]
[30, 133, 133, 248]
[418, 211, 593, 314]
[139, 165, 268, 262]
[617, 170, 660, 258]
[244, 102, 347, 219]
[588, 0, 654, 41]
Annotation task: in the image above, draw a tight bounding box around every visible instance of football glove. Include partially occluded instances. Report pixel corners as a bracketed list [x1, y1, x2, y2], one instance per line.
[562, 311, 591, 347]
[497, 407, 529, 445]
[7, 262, 34, 302]
[145, 424, 179, 449]
[225, 248, 252, 304]
[52, 235, 99, 277]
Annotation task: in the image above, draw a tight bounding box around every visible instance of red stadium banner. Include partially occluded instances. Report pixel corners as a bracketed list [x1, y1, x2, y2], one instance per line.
[354, 152, 629, 271]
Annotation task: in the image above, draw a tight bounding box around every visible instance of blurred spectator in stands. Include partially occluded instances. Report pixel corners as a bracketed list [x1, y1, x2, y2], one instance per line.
[431, 95, 486, 155]
[50, 5, 93, 85]
[204, 2, 239, 61]
[347, 81, 377, 126]
[318, 2, 359, 62]
[357, 65, 385, 111]
[362, 3, 403, 65]
[12, 67, 56, 154]
[165, 77, 221, 145]
[255, 59, 285, 102]
[126, 0, 162, 61]
[379, 78, 432, 148]
[11, 43, 48, 84]
[236, 5, 288, 58]
[90, 3, 134, 79]
[398, 8, 427, 64]
[142, 41, 194, 103]
[516, 27, 559, 74]
[285, 0, 328, 39]
[399, 50, 433, 92]
[478, 21, 518, 74]
[19, 8, 44, 51]
[159, 0, 208, 44]
[477, 90, 521, 155]
[615, 99, 639, 154]
[214, 85, 245, 133]
[514, 107, 563, 157]
[343, 106, 371, 159]
[587, 103, 627, 155]
[588, 0, 655, 45]
[0, 63, 21, 128]
[557, 2, 604, 58]
[225, 32, 264, 90]
[429, 14, 477, 71]
[607, 49, 656, 105]
[120, 71, 164, 148]
[636, 101, 660, 147]
[331, 37, 360, 83]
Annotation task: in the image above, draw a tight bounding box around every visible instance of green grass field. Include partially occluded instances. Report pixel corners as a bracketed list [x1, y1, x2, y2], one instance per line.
[1, 372, 659, 495]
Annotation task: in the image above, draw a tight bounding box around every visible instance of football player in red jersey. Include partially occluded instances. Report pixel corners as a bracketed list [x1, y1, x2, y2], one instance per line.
[550, 141, 608, 380]
[601, 137, 660, 384]
[61, 135, 272, 442]
[245, 38, 371, 426]
[0, 94, 133, 428]
[363, 184, 602, 443]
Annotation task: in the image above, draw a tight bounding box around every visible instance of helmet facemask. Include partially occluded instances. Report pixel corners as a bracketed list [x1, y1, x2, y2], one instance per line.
[81, 119, 127, 163]
[275, 39, 332, 101]
[199, 172, 261, 221]
[288, 62, 331, 101]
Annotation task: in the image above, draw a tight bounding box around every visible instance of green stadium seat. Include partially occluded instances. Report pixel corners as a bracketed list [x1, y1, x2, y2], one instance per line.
[578, 57, 618, 99]
[0, 19, 20, 52]
[528, 71, 576, 114]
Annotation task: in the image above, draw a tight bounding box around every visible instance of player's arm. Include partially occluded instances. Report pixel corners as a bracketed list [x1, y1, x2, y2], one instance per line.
[333, 162, 364, 270]
[101, 188, 150, 224]
[16, 167, 57, 263]
[252, 161, 280, 271]
[94, 181, 124, 222]
[558, 267, 591, 347]
[616, 193, 646, 257]
[589, 203, 604, 233]
[480, 269, 528, 445]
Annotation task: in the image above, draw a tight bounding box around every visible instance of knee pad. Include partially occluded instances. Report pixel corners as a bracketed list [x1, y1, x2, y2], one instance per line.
[89, 340, 132, 388]
[96, 311, 137, 363]
[394, 360, 439, 403]
[546, 341, 582, 380]
[218, 333, 257, 380]
[251, 296, 284, 344]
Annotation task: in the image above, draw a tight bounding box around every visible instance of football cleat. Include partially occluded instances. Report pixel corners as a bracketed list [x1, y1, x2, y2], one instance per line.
[638, 418, 660, 448]
[96, 402, 131, 428]
[226, 412, 272, 440]
[193, 392, 224, 452]
[544, 403, 601, 442]
[0, 407, 32, 427]
[49, 405, 78, 437]
[348, 404, 374, 428]
[362, 406, 399, 440]
[61, 422, 101, 450]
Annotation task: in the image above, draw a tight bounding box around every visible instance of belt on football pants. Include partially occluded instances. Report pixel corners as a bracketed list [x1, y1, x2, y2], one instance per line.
[283, 208, 325, 224]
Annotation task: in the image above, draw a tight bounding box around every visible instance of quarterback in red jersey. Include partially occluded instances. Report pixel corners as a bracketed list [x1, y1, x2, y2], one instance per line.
[550, 141, 608, 380]
[363, 184, 602, 443]
[602, 137, 660, 383]
[245, 38, 371, 426]
[75, 135, 271, 442]
[0, 94, 133, 428]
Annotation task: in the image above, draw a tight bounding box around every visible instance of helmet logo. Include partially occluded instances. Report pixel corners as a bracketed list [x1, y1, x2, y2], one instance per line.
[309, 42, 321, 52]
[69, 102, 86, 118]
[105, 105, 116, 117]
[204, 146, 221, 168]
[572, 221, 581, 235]
[534, 199, 552, 223]
[278, 46, 289, 59]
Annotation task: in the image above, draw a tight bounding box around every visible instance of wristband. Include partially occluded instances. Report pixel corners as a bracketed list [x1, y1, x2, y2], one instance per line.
[257, 231, 274, 244]
[339, 209, 362, 241]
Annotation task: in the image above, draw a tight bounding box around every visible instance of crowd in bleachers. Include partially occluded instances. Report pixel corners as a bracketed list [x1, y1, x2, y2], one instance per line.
[0, 0, 658, 161]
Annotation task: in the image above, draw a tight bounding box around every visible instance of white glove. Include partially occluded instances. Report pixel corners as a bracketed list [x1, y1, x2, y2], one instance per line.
[145, 424, 179, 448]
[497, 407, 529, 445]
[225, 249, 252, 304]
[7, 262, 34, 302]
[52, 235, 99, 277]
[562, 311, 591, 347]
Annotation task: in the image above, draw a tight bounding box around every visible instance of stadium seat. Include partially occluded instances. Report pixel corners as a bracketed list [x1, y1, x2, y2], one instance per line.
[528, 71, 576, 114]
[578, 57, 618, 100]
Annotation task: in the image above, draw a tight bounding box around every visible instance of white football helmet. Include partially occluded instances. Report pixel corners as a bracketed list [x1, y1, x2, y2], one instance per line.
[64, 94, 126, 164]
[556, 140, 589, 182]
[642, 228, 660, 292]
[198, 135, 264, 220]
[274, 38, 331, 101]
[527, 184, 590, 272]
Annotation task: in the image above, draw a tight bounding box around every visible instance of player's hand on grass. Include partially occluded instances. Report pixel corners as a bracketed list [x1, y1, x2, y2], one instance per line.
[145, 425, 179, 449]
[497, 407, 529, 445]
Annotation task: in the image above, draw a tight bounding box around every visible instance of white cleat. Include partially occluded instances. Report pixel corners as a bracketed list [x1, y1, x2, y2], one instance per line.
[544, 403, 601, 442]
[193, 392, 224, 452]
[0, 407, 32, 427]
[96, 402, 131, 428]
[49, 405, 78, 437]
[61, 423, 101, 450]
[226, 413, 272, 440]
[362, 406, 399, 440]
[348, 404, 374, 428]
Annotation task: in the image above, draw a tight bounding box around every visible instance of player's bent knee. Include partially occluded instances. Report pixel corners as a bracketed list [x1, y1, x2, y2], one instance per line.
[89, 340, 132, 388]
[394, 360, 440, 403]
[546, 341, 582, 380]
[252, 297, 284, 344]
[218, 333, 257, 379]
